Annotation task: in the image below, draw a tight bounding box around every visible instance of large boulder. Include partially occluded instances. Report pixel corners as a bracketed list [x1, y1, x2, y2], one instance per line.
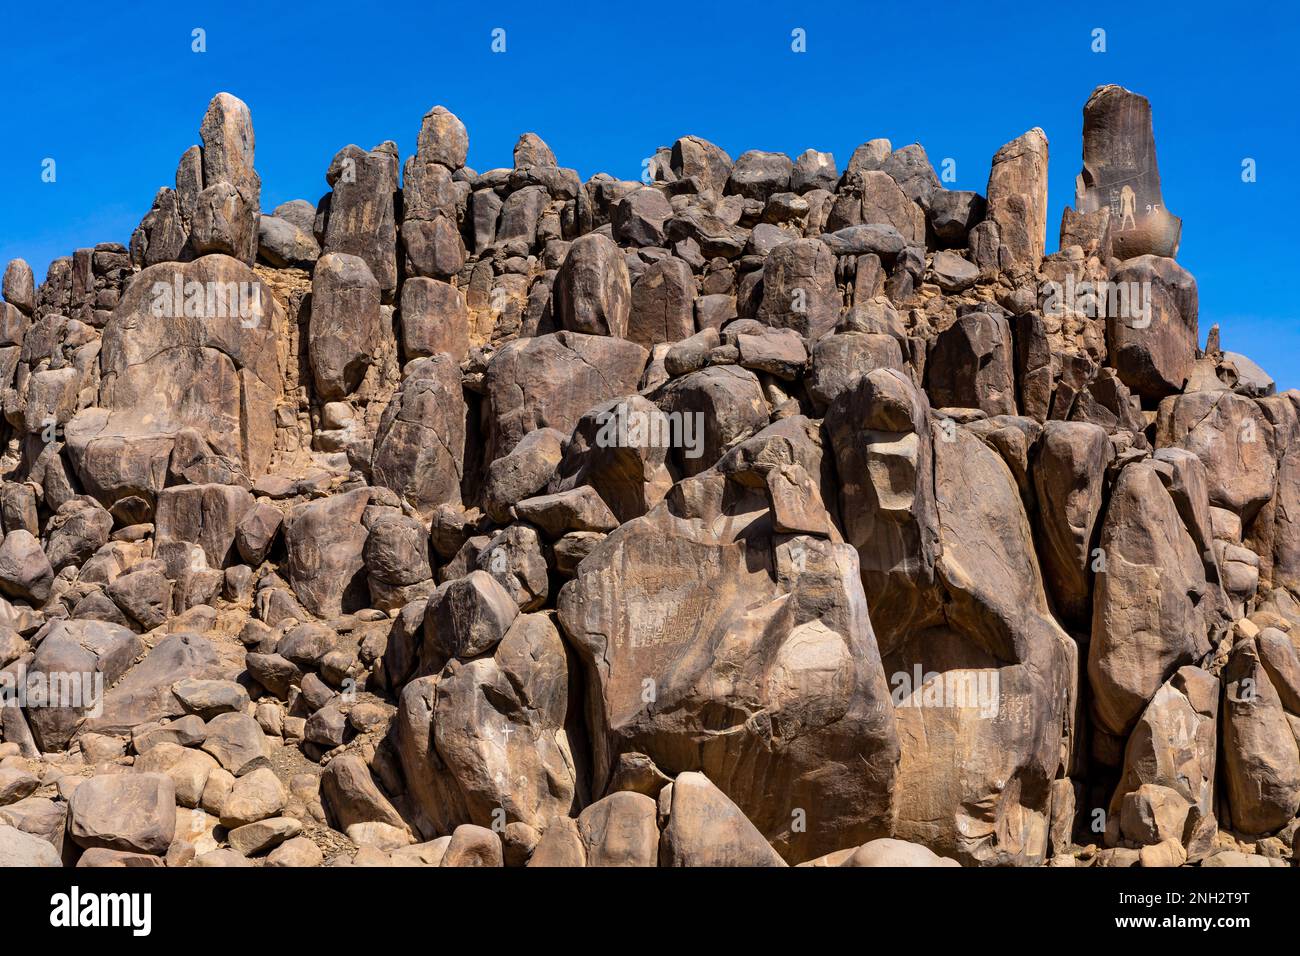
[924, 312, 1016, 416]
[399, 278, 469, 363]
[309, 252, 384, 401]
[22, 619, 143, 751]
[322, 143, 399, 297]
[1107, 256, 1198, 400]
[757, 239, 839, 341]
[1033, 422, 1112, 627]
[807, 331, 905, 414]
[68, 773, 177, 855]
[1075, 85, 1181, 259]
[370, 354, 466, 519]
[839, 837, 960, 867]
[627, 256, 695, 349]
[1088, 460, 1211, 737]
[84, 633, 223, 736]
[659, 772, 785, 867]
[397, 612, 576, 838]
[0, 824, 61, 866]
[283, 489, 370, 618]
[1221, 638, 1300, 834]
[1109, 666, 1218, 849]
[558, 463, 898, 864]
[155, 483, 256, 569]
[726, 150, 792, 203]
[2, 259, 35, 314]
[554, 234, 631, 338]
[0, 529, 54, 602]
[1155, 390, 1276, 523]
[483, 332, 647, 464]
[194, 92, 261, 265]
[670, 136, 732, 195]
[547, 396, 676, 525]
[657, 366, 770, 477]
[577, 790, 659, 867]
[985, 129, 1049, 271]
[64, 255, 285, 511]
[826, 368, 1075, 865]
[857, 170, 924, 244]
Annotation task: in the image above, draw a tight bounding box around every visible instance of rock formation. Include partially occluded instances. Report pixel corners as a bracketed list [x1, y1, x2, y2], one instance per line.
[0, 84, 1295, 870]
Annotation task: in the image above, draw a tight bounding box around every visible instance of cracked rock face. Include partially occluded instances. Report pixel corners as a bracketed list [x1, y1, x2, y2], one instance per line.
[0, 83, 1294, 871]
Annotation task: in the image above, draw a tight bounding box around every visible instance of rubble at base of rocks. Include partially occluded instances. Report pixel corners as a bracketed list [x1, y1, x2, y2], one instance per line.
[1, 83, 1297, 870]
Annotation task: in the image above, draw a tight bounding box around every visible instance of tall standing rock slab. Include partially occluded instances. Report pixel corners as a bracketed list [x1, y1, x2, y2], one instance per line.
[322, 143, 400, 299]
[827, 367, 1075, 865]
[199, 93, 259, 204]
[194, 92, 261, 265]
[1033, 421, 1112, 627]
[824, 368, 939, 649]
[1076, 85, 1181, 260]
[1222, 638, 1300, 834]
[1263, 392, 1300, 593]
[554, 234, 631, 338]
[986, 129, 1049, 272]
[3, 259, 36, 314]
[402, 106, 468, 281]
[284, 489, 370, 618]
[1089, 461, 1211, 737]
[399, 277, 469, 363]
[309, 253, 383, 402]
[370, 354, 466, 518]
[894, 426, 1075, 866]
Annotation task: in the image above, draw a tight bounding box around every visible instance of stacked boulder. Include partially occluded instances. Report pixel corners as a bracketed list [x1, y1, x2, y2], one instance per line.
[0, 84, 1296, 869]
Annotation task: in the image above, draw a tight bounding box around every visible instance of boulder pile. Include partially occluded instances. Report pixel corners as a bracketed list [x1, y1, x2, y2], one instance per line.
[0, 83, 1296, 868]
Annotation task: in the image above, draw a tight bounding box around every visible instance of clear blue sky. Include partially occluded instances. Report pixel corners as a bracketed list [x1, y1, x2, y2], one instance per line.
[2, 1, 1296, 386]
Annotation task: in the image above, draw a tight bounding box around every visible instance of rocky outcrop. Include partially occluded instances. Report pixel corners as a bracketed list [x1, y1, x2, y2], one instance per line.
[0, 83, 1294, 873]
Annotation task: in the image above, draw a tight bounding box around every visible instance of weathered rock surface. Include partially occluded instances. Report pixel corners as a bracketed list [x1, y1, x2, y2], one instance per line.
[0, 84, 1291, 873]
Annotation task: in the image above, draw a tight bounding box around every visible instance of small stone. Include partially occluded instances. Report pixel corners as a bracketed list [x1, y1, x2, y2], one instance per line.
[265, 836, 324, 867]
[228, 816, 302, 856]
